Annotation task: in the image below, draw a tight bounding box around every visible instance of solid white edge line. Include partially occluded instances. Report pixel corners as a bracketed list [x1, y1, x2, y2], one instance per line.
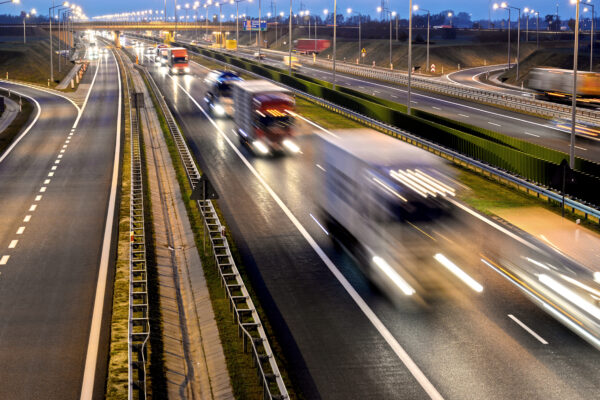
[169, 75, 445, 400]
[0, 78, 81, 112]
[79, 50, 121, 400]
[507, 314, 549, 344]
[0, 89, 41, 164]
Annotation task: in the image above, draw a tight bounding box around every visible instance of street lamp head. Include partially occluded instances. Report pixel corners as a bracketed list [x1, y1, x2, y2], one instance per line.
[524, 7, 529, 12]
[31, 8, 36, 14]
[323, 8, 328, 15]
[413, 5, 419, 11]
[391, 11, 397, 17]
[346, 8, 352, 14]
[279, 11, 284, 16]
[493, 3, 499, 10]
[185, 3, 190, 8]
[12, 0, 19, 4]
[376, 6, 382, 12]
[584, 7, 589, 12]
[501, 2, 507, 8]
[267, 12, 271, 17]
[448, 12, 453, 17]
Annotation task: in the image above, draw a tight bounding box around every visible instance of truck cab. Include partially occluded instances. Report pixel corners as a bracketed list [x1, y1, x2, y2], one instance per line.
[167, 47, 190, 74]
[232, 80, 298, 155]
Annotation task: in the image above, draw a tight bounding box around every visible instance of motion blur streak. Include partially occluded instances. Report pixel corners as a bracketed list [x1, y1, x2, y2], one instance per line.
[539, 274, 600, 321]
[372, 256, 415, 296]
[434, 253, 484, 293]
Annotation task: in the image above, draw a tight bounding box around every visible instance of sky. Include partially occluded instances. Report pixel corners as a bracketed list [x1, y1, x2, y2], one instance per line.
[0, 0, 589, 21]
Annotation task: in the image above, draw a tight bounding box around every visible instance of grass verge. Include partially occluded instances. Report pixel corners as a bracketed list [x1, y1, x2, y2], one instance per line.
[140, 70, 298, 399]
[105, 51, 131, 400]
[0, 90, 34, 156]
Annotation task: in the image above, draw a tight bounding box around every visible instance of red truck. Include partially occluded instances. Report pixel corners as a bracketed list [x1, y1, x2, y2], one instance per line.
[294, 39, 330, 55]
[232, 80, 299, 155]
[166, 47, 190, 74]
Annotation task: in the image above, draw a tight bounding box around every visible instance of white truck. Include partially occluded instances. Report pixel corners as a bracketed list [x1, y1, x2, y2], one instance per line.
[316, 129, 456, 299]
[232, 80, 299, 155]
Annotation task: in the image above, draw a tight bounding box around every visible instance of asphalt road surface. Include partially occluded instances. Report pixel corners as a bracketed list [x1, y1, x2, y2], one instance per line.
[136, 49, 600, 400]
[0, 49, 121, 399]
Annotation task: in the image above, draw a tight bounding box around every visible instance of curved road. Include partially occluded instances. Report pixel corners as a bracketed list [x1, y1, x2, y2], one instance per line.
[0, 48, 121, 400]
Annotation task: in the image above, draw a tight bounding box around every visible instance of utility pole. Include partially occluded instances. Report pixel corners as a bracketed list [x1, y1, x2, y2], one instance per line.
[570, 0, 581, 169]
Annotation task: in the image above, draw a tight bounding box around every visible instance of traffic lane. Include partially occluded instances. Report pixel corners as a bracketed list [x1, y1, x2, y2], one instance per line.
[0, 82, 79, 261]
[287, 62, 599, 161]
[0, 53, 118, 399]
[445, 64, 530, 95]
[151, 66, 434, 400]
[166, 70, 600, 399]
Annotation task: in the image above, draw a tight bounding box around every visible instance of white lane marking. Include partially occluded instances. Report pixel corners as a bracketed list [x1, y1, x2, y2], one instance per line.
[374, 90, 381, 93]
[448, 199, 540, 252]
[0, 90, 42, 165]
[0, 78, 81, 112]
[40, 187, 47, 193]
[309, 213, 329, 235]
[488, 122, 501, 127]
[458, 114, 470, 118]
[391, 94, 398, 98]
[523, 131, 540, 137]
[508, 314, 549, 344]
[44, 179, 50, 184]
[55, 160, 60, 164]
[48, 172, 54, 177]
[0, 255, 9, 265]
[16, 227, 25, 235]
[575, 146, 587, 151]
[57, 154, 63, 159]
[80, 50, 121, 400]
[432, 106, 441, 110]
[66, 140, 70, 143]
[51, 166, 57, 170]
[316, 163, 326, 172]
[171, 76, 445, 400]
[28, 205, 37, 211]
[8, 240, 18, 249]
[411, 100, 418, 104]
[63, 145, 68, 148]
[35, 195, 42, 201]
[23, 215, 31, 222]
[60, 149, 65, 153]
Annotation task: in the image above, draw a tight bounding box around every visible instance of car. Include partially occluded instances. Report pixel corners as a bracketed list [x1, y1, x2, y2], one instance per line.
[253, 52, 266, 60]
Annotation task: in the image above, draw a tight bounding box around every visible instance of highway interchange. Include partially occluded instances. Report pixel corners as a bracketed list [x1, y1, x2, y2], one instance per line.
[0, 51, 120, 399]
[0, 34, 599, 399]
[128, 39, 600, 399]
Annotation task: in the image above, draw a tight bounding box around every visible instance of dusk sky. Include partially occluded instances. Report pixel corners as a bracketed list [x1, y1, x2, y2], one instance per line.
[0, 0, 588, 21]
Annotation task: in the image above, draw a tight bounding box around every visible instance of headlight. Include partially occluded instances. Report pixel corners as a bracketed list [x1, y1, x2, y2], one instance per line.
[253, 141, 270, 155]
[172, 67, 177, 73]
[282, 139, 300, 153]
[214, 104, 225, 116]
[184, 67, 190, 73]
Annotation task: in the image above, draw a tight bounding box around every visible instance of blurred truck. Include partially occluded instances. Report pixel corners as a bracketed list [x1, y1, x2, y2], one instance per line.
[294, 38, 330, 54]
[232, 80, 299, 155]
[282, 55, 301, 70]
[166, 47, 190, 74]
[316, 129, 456, 298]
[527, 68, 600, 107]
[204, 70, 243, 117]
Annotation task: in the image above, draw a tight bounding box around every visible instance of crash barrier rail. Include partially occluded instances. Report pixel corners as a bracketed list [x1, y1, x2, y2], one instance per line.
[134, 62, 290, 400]
[251, 48, 600, 124]
[171, 42, 600, 224]
[117, 48, 151, 400]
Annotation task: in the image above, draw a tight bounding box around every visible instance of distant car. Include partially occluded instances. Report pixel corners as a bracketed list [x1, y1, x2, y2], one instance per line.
[190, 40, 198, 45]
[253, 52, 266, 60]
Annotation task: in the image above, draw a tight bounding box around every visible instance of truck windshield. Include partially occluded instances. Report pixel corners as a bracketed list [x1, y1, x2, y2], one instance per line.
[173, 56, 188, 64]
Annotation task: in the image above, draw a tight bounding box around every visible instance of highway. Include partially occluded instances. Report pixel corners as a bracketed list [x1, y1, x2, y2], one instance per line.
[0, 48, 121, 399]
[135, 47, 600, 399]
[221, 45, 600, 161]
[445, 64, 530, 96]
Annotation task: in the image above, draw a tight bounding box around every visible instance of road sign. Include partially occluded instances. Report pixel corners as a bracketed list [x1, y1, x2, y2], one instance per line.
[430, 63, 436, 73]
[243, 20, 267, 31]
[191, 174, 219, 200]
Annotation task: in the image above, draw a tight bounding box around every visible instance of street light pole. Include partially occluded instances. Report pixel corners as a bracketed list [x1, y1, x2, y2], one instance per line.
[333, 0, 337, 88]
[415, 6, 430, 75]
[408, 0, 413, 113]
[570, 0, 581, 169]
[524, 7, 529, 42]
[288, 0, 292, 74]
[584, 2, 594, 72]
[258, 0, 261, 55]
[347, 9, 361, 64]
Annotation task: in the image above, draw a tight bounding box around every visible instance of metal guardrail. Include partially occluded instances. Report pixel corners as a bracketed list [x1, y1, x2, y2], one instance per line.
[115, 48, 150, 400]
[185, 47, 600, 224]
[135, 63, 290, 399]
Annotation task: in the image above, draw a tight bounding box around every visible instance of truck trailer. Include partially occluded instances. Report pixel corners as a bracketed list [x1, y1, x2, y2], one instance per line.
[204, 70, 243, 117]
[527, 68, 600, 107]
[294, 38, 331, 54]
[232, 80, 298, 155]
[316, 129, 456, 299]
